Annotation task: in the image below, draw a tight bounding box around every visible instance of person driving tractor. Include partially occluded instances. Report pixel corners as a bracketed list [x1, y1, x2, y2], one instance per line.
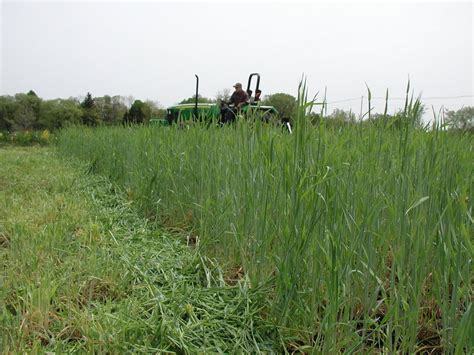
[221, 82, 249, 123]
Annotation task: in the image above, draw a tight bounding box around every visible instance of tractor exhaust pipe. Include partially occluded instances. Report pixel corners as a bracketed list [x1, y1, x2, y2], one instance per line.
[194, 74, 199, 119]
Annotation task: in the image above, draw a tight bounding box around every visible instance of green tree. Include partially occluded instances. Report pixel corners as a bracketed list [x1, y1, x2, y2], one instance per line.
[95, 95, 113, 124]
[179, 95, 214, 104]
[445, 106, 474, 132]
[25, 90, 42, 119]
[0, 96, 17, 131]
[39, 99, 82, 130]
[145, 100, 166, 120]
[126, 100, 149, 124]
[8, 92, 43, 130]
[111, 96, 129, 123]
[328, 108, 356, 122]
[95, 95, 128, 125]
[325, 109, 357, 128]
[13, 106, 35, 131]
[262, 93, 296, 119]
[80, 93, 100, 126]
[81, 93, 95, 110]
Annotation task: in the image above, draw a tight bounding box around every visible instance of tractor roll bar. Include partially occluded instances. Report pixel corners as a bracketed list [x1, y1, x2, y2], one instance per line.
[247, 73, 260, 94]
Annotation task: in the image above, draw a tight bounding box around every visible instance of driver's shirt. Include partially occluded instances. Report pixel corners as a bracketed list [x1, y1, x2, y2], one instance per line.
[229, 89, 249, 106]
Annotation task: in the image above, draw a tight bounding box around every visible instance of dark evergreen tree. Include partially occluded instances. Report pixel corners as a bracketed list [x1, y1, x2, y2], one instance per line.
[81, 92, 95, 110]
[80, 92, 100, 126]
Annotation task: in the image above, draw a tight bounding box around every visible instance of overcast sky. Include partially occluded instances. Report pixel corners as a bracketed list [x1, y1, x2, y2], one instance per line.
[1, 1, 473, 117]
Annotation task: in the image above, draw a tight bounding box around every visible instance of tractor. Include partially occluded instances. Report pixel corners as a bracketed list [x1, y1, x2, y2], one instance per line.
[164, 73, 281, 126]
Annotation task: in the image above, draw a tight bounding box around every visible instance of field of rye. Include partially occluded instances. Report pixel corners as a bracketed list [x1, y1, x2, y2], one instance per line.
[57, 87, 473, 353]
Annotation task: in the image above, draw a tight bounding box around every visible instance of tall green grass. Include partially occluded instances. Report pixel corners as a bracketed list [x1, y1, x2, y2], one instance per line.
[57, 86, 473, 352]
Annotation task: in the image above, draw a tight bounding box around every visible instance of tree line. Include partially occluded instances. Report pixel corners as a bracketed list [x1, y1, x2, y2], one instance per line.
[1, 90, 471, 133]
[0, 90, 166, 132]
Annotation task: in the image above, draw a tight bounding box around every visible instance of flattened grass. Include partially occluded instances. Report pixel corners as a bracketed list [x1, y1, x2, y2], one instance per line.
[0, 147, 280, 352]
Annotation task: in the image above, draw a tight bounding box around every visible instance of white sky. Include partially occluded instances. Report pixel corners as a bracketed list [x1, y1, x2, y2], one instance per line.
[1, 1, 473, 117]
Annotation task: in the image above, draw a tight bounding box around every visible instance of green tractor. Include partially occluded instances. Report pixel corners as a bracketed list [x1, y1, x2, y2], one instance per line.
[165, 73, 283, 126]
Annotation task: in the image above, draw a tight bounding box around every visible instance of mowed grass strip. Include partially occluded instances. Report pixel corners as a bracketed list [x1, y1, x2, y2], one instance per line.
[0, 146, 280, 353]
